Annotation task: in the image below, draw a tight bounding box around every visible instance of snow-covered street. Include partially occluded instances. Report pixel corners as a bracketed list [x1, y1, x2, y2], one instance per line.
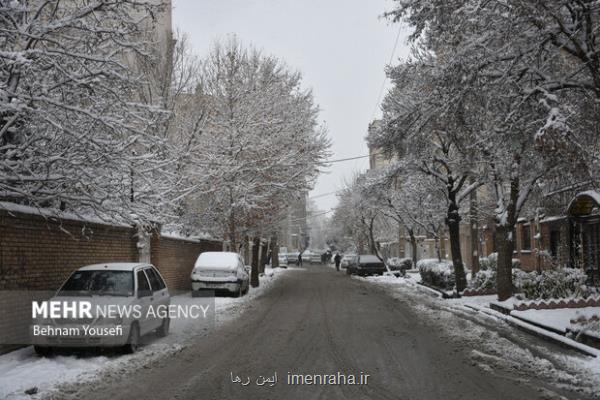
[13, 265, 596, 400]
[0, 268, 289, 400]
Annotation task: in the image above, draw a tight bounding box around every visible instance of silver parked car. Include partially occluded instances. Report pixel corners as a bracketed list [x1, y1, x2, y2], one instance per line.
[32, 263, 170, 356]
[191, 252, 250, 297]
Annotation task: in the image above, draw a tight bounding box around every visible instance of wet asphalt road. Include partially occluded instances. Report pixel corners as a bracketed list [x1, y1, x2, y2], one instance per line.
[52, 265, 596, 400]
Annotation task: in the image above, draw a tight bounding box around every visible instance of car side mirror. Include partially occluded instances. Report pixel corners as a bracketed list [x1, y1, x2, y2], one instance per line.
[245, 266, 252, 273]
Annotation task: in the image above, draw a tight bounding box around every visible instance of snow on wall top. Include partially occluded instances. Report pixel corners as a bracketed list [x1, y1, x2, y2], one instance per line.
[0, 201, 131, 228]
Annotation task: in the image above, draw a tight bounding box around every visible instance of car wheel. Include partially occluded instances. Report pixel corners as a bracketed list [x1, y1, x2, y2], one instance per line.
[157, 317, 170, 338]
[123, 323, 140, 354]
[33, 345, 52, 357]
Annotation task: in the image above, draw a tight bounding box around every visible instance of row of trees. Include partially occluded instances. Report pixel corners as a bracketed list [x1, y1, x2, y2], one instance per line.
[334, 0, 600, 300]
[0, 1, 329, 285]
[171, 39, 330, 284]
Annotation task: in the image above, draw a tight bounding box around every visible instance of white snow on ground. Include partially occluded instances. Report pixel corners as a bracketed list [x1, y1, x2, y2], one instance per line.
[358, 274, 600, 398]
[352, 270, 422, 285]
[0, 267, 290, 400]
[511, 307, 600, 333]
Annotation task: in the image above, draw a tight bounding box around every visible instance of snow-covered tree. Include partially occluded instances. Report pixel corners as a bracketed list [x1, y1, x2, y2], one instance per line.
[384, 0, 598, 300]
[0, 0, 177, 224]
[369, 51, 484, 291]
[171, 39, 329, 278]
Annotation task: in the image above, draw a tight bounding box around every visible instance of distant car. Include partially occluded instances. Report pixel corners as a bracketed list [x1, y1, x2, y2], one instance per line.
[353, 255, 386, 276]
[309, 252, 322, 264]
[288, 252, 300, 265]
[191, 252, 249, 297]
[32, 263, 170, 356]
[277, 253, 289, 267]
[341, 254, 358, 271]
[301, 251, 312, 263]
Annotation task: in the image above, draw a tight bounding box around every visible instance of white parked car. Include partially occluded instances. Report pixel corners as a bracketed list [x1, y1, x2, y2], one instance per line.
[191, 252, 250, 297]
[341, 254, 358, 268]
[278, 253, 289, 267]
[32, 263, 170, 356]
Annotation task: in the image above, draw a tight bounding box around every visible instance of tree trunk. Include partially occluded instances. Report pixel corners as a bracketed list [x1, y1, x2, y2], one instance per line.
[446, 198, 467, 292]
[470, 182, 480, 278]
[228, 210, 236, 251]
[408, 228, 418, 268]
[271, 234, 279, 268]
[244, 235, 250, 265]
[367, 217, 380, 258]
[496, 224, 515, 301]
[496, 172, 520, 301]
[259, 239, 268, 273]
[251, 236, 260, 288]
[439, 228, 447, 260]
[435, 235, 442, 262]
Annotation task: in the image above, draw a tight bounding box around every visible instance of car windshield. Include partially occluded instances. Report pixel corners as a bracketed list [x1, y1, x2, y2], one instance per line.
[59, 270, 134, 297]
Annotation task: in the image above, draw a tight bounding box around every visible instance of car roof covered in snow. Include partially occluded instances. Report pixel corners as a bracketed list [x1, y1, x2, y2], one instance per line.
[194, 252, 240, 270]
[78, 262, 147, 271]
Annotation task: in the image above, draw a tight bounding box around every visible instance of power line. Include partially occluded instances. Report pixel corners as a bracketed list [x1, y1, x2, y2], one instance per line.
[309, 190, 339, 199]
[316, 153, 375, 165]
[190, 152, 379, 168]
[370, 25, 404, 121]
[307, 209, 334, 219]
[290, 208, 336, 223]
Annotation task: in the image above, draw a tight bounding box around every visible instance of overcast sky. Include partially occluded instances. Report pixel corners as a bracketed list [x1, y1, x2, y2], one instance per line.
[172, 0, 411, 212]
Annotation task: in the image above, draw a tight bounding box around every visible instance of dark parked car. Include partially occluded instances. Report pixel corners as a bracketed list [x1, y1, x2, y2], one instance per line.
[352, 255, 386, 276]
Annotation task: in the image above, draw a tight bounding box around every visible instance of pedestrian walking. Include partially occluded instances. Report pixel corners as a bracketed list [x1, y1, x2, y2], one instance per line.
[334, 252, 342, 271]
[297, 252, 303, 267]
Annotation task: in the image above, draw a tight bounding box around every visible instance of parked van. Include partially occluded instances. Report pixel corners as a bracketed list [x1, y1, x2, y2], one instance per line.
[191, 252, 250, 297]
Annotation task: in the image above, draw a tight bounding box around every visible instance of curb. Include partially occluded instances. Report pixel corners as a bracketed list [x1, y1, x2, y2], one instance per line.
[464, 305, 599, 358]
[416, 282, 457, 299]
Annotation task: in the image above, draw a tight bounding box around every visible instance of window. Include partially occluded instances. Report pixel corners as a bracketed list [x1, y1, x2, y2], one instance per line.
[521, 225, 531, 251]
[145, 267, 166, 291]
[136, 270, 151, 296]
[59, 270, 133, 297]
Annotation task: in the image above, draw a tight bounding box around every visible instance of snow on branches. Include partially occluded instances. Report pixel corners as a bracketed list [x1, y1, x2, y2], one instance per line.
[173, 39, 330, 245]
[0, 0, 174, 225]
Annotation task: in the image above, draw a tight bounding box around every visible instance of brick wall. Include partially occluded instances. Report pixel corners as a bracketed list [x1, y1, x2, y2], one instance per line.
[153, 236, 222, 292]
[0, 206, 221, 353]
[0, 208, 139, 291]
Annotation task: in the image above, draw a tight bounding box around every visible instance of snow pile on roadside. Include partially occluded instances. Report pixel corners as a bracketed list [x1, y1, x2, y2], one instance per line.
[353, 270, 422, 286]
[0, 348, 112, 400]
[0, 268, 290, 400]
